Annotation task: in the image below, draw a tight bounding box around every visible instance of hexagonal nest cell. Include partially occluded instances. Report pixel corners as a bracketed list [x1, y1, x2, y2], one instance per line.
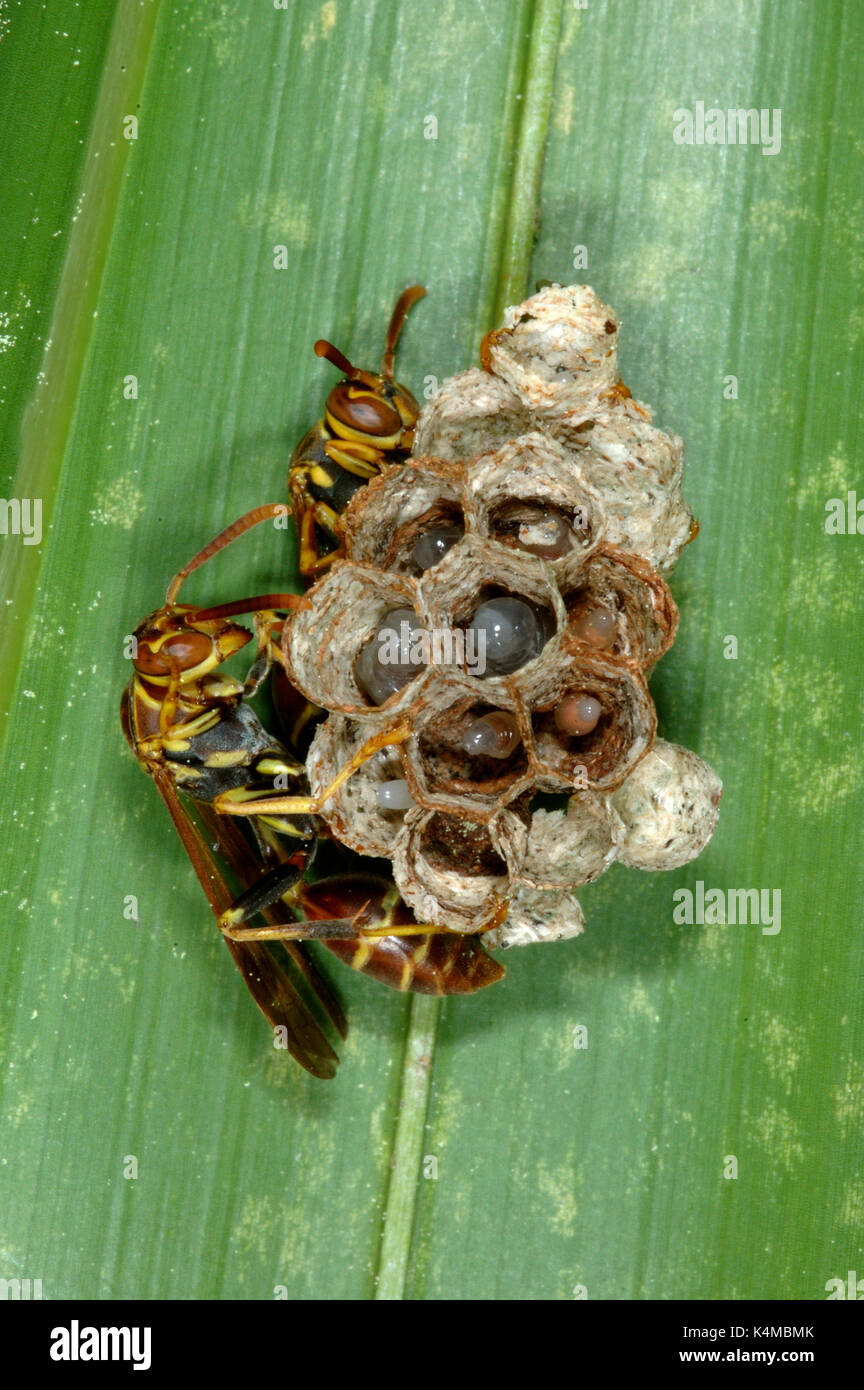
[287, 284, 721, 947]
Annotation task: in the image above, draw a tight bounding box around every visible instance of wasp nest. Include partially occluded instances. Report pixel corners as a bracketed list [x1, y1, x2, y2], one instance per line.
[283, 285, 720, 946]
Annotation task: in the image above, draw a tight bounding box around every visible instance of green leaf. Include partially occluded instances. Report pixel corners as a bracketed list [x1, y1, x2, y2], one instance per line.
[1, 0, 861, 1303]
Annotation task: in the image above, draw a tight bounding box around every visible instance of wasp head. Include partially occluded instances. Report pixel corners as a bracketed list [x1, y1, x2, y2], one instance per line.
[313, 284, 425, 452]
[131, 606, 251, 685]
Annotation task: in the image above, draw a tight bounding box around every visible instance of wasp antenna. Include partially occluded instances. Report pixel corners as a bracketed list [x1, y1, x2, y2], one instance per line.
[381, 284, 426, 379]
[315, 338, 380, 390]
[188, 593, 308, 623]
[314, 339, 356, 378]
[166, 503, 289, 605]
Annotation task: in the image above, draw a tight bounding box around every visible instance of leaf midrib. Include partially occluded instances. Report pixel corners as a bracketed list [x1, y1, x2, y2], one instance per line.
[0, 0, 161, 748]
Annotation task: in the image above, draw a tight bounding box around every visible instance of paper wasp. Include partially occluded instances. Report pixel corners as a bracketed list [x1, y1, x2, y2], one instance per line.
[122, 504, 503, 1078]
[273, 286, 427, 750]
[289, 284, 426, 581]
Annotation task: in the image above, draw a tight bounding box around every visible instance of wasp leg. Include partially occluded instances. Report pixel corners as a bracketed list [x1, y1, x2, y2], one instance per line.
[153, 659, 227, 746]
[213, 721, 412, 819]
[289, 465, 337, 579]
[241, 611, 285, 697]
[218, 860, 305, 935]
[322, 440, 383, 476]
[221, 912, 488, 944]
[220, 866, 506, 994]
[291, 454, 379, 580]
[297, 495, 347, 579]
[219, 869, 507, 945]
[158, 660, 184, 740]
[193, 800, 348, 1044]
[215, 855, 400, 943]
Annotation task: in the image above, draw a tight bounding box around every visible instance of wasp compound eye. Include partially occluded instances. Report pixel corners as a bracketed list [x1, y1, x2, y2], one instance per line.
[134, 628, 213, 676]
[162, 631, 214, 668]
[326, 383, 403, 439]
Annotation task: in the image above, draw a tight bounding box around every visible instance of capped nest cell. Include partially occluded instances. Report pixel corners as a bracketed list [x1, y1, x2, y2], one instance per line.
[284, 284, 720, 946]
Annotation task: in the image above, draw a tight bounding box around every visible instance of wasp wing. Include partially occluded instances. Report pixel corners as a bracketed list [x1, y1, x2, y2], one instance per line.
[194, 800, 348, 1040]
[149, 767, 340, 1079]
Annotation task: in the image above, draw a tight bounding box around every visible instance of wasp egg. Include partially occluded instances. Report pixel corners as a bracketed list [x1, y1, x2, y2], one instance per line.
[517, 513, 573, 559]
[572, 603, 617, 649]
[554, 693, 602, 736]
[354, 607, 426, 704]
[460, 710, 522, 759]
[467, 596, 546, 676]
[412, 525, 463, 571]
[376, 779, 415, 810]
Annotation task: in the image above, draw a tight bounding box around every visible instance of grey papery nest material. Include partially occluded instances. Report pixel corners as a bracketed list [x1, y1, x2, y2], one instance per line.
[282, 285, 721, 946]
